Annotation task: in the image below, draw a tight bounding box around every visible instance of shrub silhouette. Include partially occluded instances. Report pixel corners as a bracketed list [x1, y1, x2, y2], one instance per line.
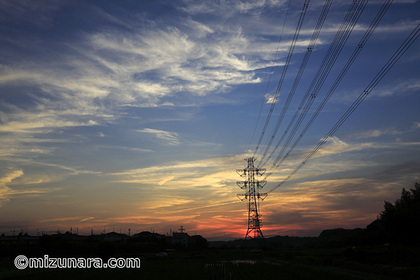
[367, 183, 420, 245]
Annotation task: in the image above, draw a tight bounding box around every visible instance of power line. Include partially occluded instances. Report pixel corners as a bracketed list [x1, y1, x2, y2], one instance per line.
[258, 0, 334, 167]
[252, 0, 311, 157]
[268, 21, 420, 193]
[248, 0, 292, 151]
[267, 0, 393, 176]
[263, 0, 367, 173]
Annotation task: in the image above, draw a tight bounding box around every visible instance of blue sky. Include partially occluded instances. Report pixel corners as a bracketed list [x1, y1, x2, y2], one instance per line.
[0, 0, 419, 238]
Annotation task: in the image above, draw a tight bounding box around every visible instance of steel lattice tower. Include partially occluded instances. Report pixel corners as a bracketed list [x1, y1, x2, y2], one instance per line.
[237, 157, 267, 239]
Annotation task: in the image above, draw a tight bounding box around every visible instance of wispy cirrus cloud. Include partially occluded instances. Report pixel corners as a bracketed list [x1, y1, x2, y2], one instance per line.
[0, 169, 60, 208]
[137, 128, 181, 146]
[0, 1, 287, 161]
[352, 123, 420, 140]
[179, 0, 288, 16]
[0, 170, 24, 205]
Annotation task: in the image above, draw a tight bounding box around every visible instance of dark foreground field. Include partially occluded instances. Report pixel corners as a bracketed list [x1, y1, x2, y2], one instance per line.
[2, 245, 419, 280]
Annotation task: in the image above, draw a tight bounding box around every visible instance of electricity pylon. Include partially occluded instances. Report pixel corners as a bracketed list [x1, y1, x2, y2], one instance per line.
[237, 157, 267, 239]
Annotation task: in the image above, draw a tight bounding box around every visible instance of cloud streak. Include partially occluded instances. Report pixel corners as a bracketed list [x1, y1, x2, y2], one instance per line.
[0, 169, 60, 208]
[138, 128, 181, 146]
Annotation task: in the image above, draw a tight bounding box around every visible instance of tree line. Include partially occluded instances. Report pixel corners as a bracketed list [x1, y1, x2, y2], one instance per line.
[365, 182, 420, 245]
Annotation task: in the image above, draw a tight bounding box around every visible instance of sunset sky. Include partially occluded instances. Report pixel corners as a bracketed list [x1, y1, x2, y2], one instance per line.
[1, 0, 419, 239]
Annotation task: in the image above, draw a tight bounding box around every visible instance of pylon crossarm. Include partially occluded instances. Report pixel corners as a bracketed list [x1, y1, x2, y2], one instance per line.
[237, 181, 247, 189]
[237, 194, 246, 201]
[257, 181, 267, 188]
[256, 168, 266, 176]
[236, 169, 246, 176]
[258, 193, 268, 201]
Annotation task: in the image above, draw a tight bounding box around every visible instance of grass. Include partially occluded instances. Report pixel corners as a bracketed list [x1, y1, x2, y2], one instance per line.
[1, 247, 419, 279]
[0, 258, 379, 280]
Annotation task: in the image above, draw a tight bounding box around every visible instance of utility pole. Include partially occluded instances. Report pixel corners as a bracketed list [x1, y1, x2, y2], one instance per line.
[237, 157, 267, 239]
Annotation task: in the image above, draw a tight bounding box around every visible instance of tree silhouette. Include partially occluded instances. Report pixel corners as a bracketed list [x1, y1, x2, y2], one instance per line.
[368, 183, 420, 245]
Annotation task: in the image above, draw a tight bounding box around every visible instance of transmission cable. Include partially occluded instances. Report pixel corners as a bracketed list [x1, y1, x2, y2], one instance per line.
[258, 0, 334, 167]
[267, 22, 420, 193]
[252, 0, 311, 157]
[248, 0, 292, 151]
[262, 0, 367, 171]
[267, 0, 393, 176]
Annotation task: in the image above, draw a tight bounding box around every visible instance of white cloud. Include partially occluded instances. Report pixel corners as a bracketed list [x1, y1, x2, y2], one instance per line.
[184, 18, 215, 38]
[138, 128, 181, 146]
[313, 136, 373, 158]
[108, 153, 247, 189]
[0, 0, 312, 159]
[375, 19, 420, 33]
[0, 118, 96, 134]
[355, 129, 384, 139]
[179, 0, 287, 16]
[265, 93, 277, 104]
[86, 26, 265, 98]
[0, 169, 56, 206]
[354, 128, 405, 139]
[374, 79, 420, 97]
[0, 170, 23, 207]
[98, 145, 153, 153]
[352, 124, 420, 140]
